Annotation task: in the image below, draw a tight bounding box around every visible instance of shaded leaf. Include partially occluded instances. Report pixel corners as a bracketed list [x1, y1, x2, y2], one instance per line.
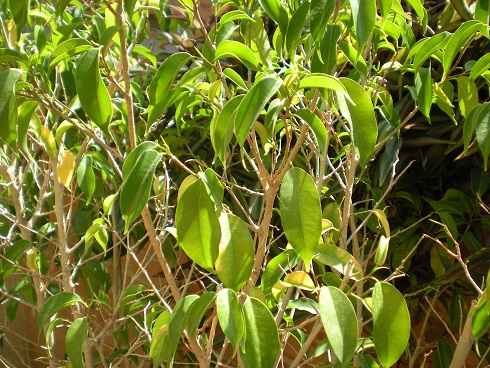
[314, 243, 363, 280]
[217, 289, 245, 355]
[0, 69, 22, 144]
[310, 0, 335, 43]
[186, 292, 217, 336]
[66, 317, 88, 368]
[351, 0, 376, 52]
[295, 109, 328, 154]
[38, 292, 83, 330]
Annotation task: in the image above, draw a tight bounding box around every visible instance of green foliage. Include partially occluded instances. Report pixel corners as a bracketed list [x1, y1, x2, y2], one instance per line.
[0, 0, 489, 367]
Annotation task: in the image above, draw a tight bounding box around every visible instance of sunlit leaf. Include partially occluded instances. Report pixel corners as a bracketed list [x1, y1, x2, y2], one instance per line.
[314, 243, 363, 280]
[415, 66, 433, 121]
[57, 149, 75, 190]
[319, 286, 358, 366]
[280, 167, 322, 271]
[285, 1, 309, 54]
[215, 40, 259, 70]
[38, 292, 84, 330]
[0, 69, 22, 144]
[217, 289, 244, 355]
[310, 0, 335, 43]
[215, 213, 254, 291]
[351, 0, 376, 52]
[373, 282, 410, 367]
[186, 292, 217, 336]
[294, 109, 328, 154]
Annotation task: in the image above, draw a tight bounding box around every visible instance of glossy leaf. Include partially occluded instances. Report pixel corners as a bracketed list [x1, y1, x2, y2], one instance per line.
[150, 311, 171, 367]
[351, 0, 376, 52]
[475, 0, 490, 24]
[378, 0, 393, 21]
[0, 69, 22, 144]
[241, 297, 280, 368]
[280, 167, 322, 271]
[215, 40, 259, 70]
[186, 292, 217, 336]
[285, 1, 309, 54]
[337, 77, 378, 168]
[17, 100, 38, 153]
[372, 282, 410, 367]
[48, 39, 92, 73]
[258, 0, 288, 33]
[217, 288, 245, 354]
[199, 168, 224, 209]
[475, 103, 490, 169]
[317, 24, 341, 74]
[76, 49, 112, 132]
[235, 76, 282, 146]
[319, 286, 358, 366]
[175, 180, 221, 271]
[314, 243, 363, 280]
[374, 235, 390, 266]
[38, 292, 83, 330]
[77, 156, 96, 204]
[457, 76, 479, 118]
[300, 73, 348, 96]
[215, 213, 254, 291]
[66, 317, 88, 368]
[261, 249, 301, 294]
[310, 0, 335, 43]
[415, 67, 433, 121]
[442, 21, 488, 81]
[407, 32, 450, 72]
[147, 52, 192, 125]
[470, 53, 490, 81]
[211, 95, 244, 163]
[295, 109, 328, 154]
[122, 141, 159, 180]
[120, 149, 161, 232]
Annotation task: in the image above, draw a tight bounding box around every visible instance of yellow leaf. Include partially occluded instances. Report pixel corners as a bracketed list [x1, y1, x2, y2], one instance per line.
[283, 271, 316, 290]
[373, 209, 390, 238]
[40, 125, 57, 158]
[57, 150, 75, 190]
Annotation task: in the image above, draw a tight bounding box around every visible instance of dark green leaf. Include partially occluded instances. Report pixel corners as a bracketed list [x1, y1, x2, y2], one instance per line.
[351, 0, 376, 52]
[415, 67, 433, 121]
[38, 292, 83, 330]
[310, 0, 335, 43]
[0, 69, 22, 144]
[475, 103, 490, 169]
[285, 2, 309, 55]
[186, 292, 217, 336]
[294, 109, 328, 154]
[66, 317, 88, 368]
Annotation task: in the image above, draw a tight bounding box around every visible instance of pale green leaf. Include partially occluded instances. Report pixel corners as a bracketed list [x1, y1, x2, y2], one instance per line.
[66, 317, 88, 368]
[38, 292, 83, 330]
[351, 0, 376, 52]
[314, 243, 363, 280]
[215, 40, 259, 70]
[294, 109, 328, 154]
[186, 292, 217, 336]
[217, 289, 245, 355]
[470, 53, 490, 81]
[0, 69, 22, 144]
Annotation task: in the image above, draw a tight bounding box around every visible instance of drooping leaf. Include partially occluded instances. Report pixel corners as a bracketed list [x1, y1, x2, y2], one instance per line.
[75, 48, 113, 132]
[241, 297, 280, 368]
[66, 317, 88, 368]
[294, 109, 328, 154]
[300, 73, 348, 95]
[261, 249, 301, 294]
[38, 292, 84, 330]
[351, 0, 376, 53]
[0, 69, 22, 144]
[48, 39, 92, 73]
[211, 95, 244, 163]
[215, 40, 259, 70]
[234, 76, 282, 146]
[415, 67, 433, 121]
[337, 77, 378, 168]
[257, 0, 289, 34]
[217, 288, 245, 355]
[147, 52, 192, 125]
[406, 32, 450, 72]
[475, 103, 490, 169]
[374, 235, 390, 266]
[186, 292, 217, 336]
[316, 24, 341, 74]
[280, 167, 322, 271]
[470, 52, 490, 82]
[457, 76, 479, 118]
[77, 155, 96, 204]
[319, 286, 358, 366]
[372, 282, 410, 367]
[215, 213, 254, 291]
[120, 149, 161, 232]
[175, 180, 221, 272]
[17, 100, 38, 153]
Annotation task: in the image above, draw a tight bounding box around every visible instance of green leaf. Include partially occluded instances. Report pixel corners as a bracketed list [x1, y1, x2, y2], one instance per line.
[77, 156, 96, 204]
[261, 249, 301, 294]
[122, 141, 159, 180]
[148, 52, 192, 125]
[8, 0, 28, 37]
[132, 44, 157, 68]
[75, 49, 113, 132]
[280, 167, 322, 271]
[215, 213, 254, 291]
[285, 1, 309, 55]
[124, 0, 137, 17]
[475, 103, 490, 169]
[294, 109, 328, 154]
[407, 32, 450, 72]
[404, 0, 428, 33]
[378, 0, 394, 21]
[470, 52, 490, 81]
[0, 48, 26, 67]
[175, 180, 221, 272]
[372, 282, 410, 367]
[310, 0, 335, 43]
[457, 76, 479, 118]
[475, 0, 490, 24]
[211, 95, 244, 163]
[472, 273, 490, 341]
[66, 317, 88, 368]
[319, 286, 358, 366]
[48, 39, 92, 73]
[217, 289, 245, 355]
[215, 40, 259, 70]
[0, 69, 22, 144]
[241, 297, 280, 368]
[300, 73, 348, 96]
[38, 292, 83, 330]
[150, 311, 171, 368]
[199, 168, 224, 209]
[316, 25, 341, 74]
[351, 0, 376, 52]
[374, 235, 390, 266]
[337, 77, 378, 168]
[415, 67, 433, 121]
[434, 341, 453, 368]
[315, 243, 363, 280]
[186, 292, 217, 336]
[17, 100, 38, 153]
[234, 76, 282, 146]
[258, 0, 289, 34]
[120, 149, 161, 232]
[442, 21, 488, 81]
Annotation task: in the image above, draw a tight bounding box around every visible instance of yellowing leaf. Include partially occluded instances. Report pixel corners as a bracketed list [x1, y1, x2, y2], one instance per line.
[283, 271, 316, 290]
[40, 125, 57, 158]
[373, 209, 390, 238]
[57, 149, 75, 190]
